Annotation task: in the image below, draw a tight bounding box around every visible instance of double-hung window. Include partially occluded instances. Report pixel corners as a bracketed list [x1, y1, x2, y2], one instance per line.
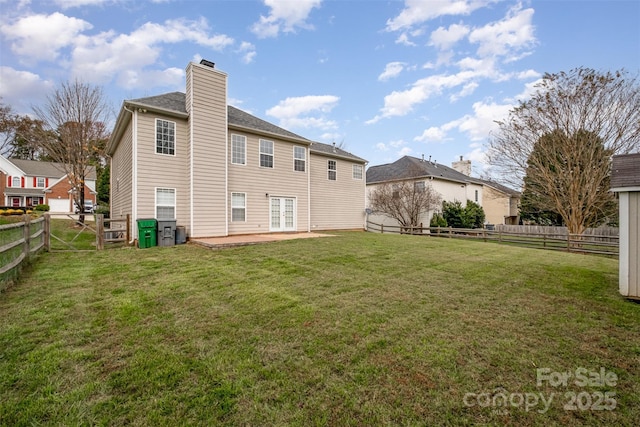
[231, 134, 246, 165]
[156, 188, 176, 219]
[328, 160, 337, 181]
[294, 146, 306, 172]
[156, 119, 175, 155]
[231, 193, 246, 222]
[352, 164, 363, 180]
[414, 181, 425, 192]
[12, 177, 20, 187]
[260, 139, 274, 168]
[37, 177, 45, 188]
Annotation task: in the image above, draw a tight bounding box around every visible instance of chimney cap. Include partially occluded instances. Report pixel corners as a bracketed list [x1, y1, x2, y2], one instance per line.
[199, 59, 215, 68]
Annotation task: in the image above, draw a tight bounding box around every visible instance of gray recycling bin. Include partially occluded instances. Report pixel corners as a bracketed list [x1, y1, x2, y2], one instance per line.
[157, 219, 177, 247]
[176, 226, 187, 244]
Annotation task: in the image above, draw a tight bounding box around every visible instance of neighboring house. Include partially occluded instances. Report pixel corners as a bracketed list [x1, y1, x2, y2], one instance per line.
[476, 179, 521, 225]
[365, 155, 520, 228]
[0, 155, 97, 212]
[106, 60, 367, 240]
[611, 152, 640, 300]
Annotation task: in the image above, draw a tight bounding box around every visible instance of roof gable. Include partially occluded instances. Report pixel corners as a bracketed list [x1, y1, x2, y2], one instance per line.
[7, 158, 96, 180]
[366, 155, 479, 185]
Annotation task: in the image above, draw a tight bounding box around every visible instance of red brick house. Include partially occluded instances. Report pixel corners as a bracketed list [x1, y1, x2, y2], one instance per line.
[0, 155, 96, 213]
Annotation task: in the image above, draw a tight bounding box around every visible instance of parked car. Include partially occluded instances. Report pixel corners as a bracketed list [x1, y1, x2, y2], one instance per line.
[75, 200, 94, 214]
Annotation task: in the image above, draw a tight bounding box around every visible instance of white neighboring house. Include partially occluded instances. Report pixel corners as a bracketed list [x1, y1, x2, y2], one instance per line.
[365, 155, 520, 228]
[366, 155, 484, 228]
[0, 155, 97, 213]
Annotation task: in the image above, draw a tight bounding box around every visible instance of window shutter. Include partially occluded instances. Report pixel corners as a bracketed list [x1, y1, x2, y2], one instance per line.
[7, 176, 11, 187]
[21, 177, 25, 187]
[46, 178, 49, 187]
[33, 177, 37, 187]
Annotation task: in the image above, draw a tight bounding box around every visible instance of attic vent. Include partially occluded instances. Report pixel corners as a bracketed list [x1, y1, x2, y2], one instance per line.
[199, 59, 215, 68]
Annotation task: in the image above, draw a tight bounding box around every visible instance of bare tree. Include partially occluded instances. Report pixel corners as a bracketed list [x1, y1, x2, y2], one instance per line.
[33, 80, 111, 221]
[369, 180, 442, 230]
[487, 68, 640, 234]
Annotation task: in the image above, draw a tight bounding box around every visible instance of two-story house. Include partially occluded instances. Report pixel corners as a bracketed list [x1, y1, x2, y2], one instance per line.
[0, 156, 97, 212]
[366, 155, 520, 228]
[107, 60, 367, 240]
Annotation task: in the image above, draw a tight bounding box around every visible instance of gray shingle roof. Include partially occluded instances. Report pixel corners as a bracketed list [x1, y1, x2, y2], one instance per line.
[366, 155, 479, 185]
[477, 178, 521, 196]
[128, 92, 308, 141]
[309, 142, 366, 163]
[9, 158, 97, 180]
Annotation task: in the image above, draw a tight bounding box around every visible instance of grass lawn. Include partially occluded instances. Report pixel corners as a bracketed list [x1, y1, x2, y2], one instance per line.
[1, 232, 639, 426]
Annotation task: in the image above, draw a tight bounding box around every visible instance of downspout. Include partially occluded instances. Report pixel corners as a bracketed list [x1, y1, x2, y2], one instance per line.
[123, 105, 138, 244]
[307, 146, 311, 232]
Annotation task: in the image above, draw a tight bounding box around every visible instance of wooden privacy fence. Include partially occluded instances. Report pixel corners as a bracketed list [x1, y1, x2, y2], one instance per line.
[366, 221, 619, 256]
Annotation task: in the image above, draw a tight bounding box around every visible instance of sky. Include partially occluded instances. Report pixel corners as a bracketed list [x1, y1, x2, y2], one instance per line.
[1, 0, 639, 177]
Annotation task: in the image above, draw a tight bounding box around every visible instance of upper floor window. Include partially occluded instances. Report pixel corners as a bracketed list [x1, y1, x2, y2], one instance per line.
[12, 177, 20, 187]
[352, 164, 363, 180]
[156, 188, 176, 219]
[156, 119, 175, 155]
[414, 181, 425, 192]
[231, 134, 246, 165]
[260, 139, 274, 168]
[475, 189, 479, 202]
[37, 177, 45, 188]
[328, 160, 337, 181]
[293, 146, 306, 172]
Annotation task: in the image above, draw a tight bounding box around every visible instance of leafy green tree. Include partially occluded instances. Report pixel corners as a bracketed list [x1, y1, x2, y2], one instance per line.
[96, 164, 110, 206]
[463, 200, 485, 229]
[442, 200, 486, 229]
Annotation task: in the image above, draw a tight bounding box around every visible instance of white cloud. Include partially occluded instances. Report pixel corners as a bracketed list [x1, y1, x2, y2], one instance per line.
[70, 18, 233, 85]
[52, 0, 110, 8]
[378, 62, 406, 81]
[386, 0, 494, 32]
[376, 142, 389, 151]
[397, 146, 413, 157]
[367, 70, 479, 123]
[428, 23, 470, 50]
[266, 95, 339, 130]
[238, 41, 257, 64]
[414, 126, 447, 143]
[1, 12, 92, 62]
[251, 0, 322, 38]
[468, 5, 536, 59]
[0, 66, 53, 114]
[449, 100, 513, 141]
[116, 67, 184, 91]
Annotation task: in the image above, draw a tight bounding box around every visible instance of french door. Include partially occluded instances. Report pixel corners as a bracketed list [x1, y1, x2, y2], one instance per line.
[270, 197, 296, 232]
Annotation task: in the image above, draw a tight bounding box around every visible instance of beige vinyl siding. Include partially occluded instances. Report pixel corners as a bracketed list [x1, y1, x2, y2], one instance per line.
[483, 185, 511, 225]
[310, 153, 365, 230]
[228, 131, 309, 234]
[188, 63, 228, 237]
[110, 119, 133, 229]
[135, 112, 189, 228]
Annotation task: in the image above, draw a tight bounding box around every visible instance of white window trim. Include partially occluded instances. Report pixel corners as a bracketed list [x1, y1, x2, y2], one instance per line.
[12, 177, 20, 187]
[231, 192, 246, 222]
[352, 164, 363, 180]
[293, 146, 306, 172]
[36, 177, 46, 188]
[328, 160, 337, 181]
[231, 134, 246, 165]
[259, 139, 274, 169]
[155, 118, 176, 156]
[155, 187, 176, 219]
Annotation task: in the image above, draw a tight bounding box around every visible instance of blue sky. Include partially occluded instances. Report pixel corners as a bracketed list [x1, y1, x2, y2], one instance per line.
[1, 0, 639, 175]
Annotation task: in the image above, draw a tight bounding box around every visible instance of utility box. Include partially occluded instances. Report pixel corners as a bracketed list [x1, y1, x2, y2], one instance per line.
[176, 226, 187, 244]
[157, 219, 177, 247]
[137, 219, 157, 249]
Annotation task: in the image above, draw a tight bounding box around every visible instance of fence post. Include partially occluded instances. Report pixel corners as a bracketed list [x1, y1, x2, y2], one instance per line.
[380, 224, 384, 234]
[44, 213, 50, 251]
[126, 214, 131, 244]
[543, 233, 547, 248]
[23, 214, 31, 259]
[96, 214, 104, 250]
[448, 227, 452, 238]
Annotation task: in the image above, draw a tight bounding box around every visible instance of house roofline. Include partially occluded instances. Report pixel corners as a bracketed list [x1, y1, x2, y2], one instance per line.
[228, 123, 311, 146]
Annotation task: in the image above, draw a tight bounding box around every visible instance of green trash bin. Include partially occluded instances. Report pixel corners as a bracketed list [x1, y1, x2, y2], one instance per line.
[137, 218, 157, 248]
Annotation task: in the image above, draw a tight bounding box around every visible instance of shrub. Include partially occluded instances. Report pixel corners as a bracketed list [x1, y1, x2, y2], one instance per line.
[442, 200, 486, 229]
[430, 212, 448, 227]
[94, 205, 110, 217]
[34, 204, 50, 212]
